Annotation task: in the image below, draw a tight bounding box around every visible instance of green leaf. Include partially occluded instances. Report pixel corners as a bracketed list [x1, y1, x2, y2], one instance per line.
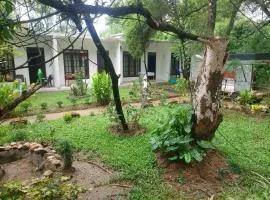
[165, 145, 179, 153]
[184, 153, 191, 163]
[190, 149, 203, 162]
[168, 155, 178, 161]
[197, 140, 215, 149]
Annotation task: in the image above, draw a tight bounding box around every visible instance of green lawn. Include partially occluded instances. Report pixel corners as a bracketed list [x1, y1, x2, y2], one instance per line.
[0, 105, 269, 199]
[16, 86, 131, 114]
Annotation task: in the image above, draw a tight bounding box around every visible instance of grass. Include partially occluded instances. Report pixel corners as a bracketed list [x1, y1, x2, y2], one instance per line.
[0, 105, 269, 199]
[13, 86, 131, 115]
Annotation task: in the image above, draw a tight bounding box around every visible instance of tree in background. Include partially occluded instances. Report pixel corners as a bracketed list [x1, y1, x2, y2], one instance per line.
[0, 0, 269, 138]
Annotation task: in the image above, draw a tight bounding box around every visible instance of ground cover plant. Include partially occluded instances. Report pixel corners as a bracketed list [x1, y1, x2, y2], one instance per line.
[0, 105, 269, 199]
[5, 87, 131, 117]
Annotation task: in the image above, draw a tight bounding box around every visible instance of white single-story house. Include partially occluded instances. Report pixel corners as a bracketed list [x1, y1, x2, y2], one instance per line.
[3, 33, 180, 88]
[191, 53, 270, 93]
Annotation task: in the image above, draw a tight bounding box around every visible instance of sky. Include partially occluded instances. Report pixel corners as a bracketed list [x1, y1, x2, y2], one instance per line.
[86, 0, 109, 34]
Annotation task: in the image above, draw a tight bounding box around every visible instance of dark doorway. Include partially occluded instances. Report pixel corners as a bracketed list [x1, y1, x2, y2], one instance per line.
[26, 47, 46, 83]
[148, 52, 156, 79]
[97, 51, 109, 72]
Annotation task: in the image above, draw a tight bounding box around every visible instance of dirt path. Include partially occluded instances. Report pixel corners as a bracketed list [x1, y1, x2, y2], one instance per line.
[1, 97, 187, 125]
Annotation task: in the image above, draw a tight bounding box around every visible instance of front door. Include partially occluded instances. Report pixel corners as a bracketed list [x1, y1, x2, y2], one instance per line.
[26, 47, 46, 83]
[148, 52, 156, 79]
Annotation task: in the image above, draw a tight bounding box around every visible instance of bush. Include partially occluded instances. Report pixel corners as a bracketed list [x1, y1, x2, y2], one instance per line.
[40, 102, 48, 110]
[174, 78, 187, 96]
[70, 71, 88, 96]
[125, 104, 142, 126]
[250, 104, 268, 113]
[105, 102, 142, 128]
[0, 177, 84, 199]
[36, 112, 45, 122]
[237, 90, 258, 105]
[69, 97, 77, 106]
[63, 113, 72, 123]
[55, 139, 73, 168]
[92, 71, 112, 105]
[0, 81, 19, 109]
[128, 78, 142, 100]
[57, 101, 63, 108]
[10, 130, 27, 142]
[20, 101, 32, 113]
[151, 104, 214, 164]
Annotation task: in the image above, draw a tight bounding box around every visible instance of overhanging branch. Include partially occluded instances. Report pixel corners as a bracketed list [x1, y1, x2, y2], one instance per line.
[37, 0, 207, 42]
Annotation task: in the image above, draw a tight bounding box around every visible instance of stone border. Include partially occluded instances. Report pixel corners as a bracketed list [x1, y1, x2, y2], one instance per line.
[0, 142, 64, 179]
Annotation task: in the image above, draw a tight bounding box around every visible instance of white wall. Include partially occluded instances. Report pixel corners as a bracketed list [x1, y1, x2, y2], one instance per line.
[190, 55, 253, 92]
[14, 37, 54, 85]
[121, 41, 172, 83]
[14, 35, 174, 87]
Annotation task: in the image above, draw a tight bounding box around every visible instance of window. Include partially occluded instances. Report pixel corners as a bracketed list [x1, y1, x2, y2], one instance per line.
[123, 51, 140, 77]
[0, 53, 15, 81]
[63, 49, 89, 79]
[170, 53, 180, 76]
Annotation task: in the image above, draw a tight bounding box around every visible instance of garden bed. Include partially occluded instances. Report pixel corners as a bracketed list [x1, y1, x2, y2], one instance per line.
[0, 142, 131, 199]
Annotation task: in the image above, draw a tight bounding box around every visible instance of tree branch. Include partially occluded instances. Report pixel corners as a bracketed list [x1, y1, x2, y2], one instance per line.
[0, 84, 43, 121]
[37, 0, 206, 41]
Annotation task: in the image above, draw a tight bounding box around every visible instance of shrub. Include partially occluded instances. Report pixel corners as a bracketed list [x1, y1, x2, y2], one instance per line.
[63, 113, 72, 123]
[174, 78, 187, 96]
[69, 97, 77, 106]
[129, 78, 142, 100]
[125, 104, 142, 126]
[105, 102, 119, 125]
[40, 102, 48, 110]
[0, 177, 84, 199]
[70, 71, 88, 96]
[20, 101, 32, 113]
[151, 104, 215, 164]
[250, 104, 268, 113]
[84, 97, 91, 105]
[55, 139, 73, 168]
[10, 130, 27, 142]
[106, 102, 142, 128]
[57, 100, 63, 108]
[237, 90, 258, 105]
[0, 82, 19, 109]
[36, 112, 45, 122]
[92, 71, 112, 105]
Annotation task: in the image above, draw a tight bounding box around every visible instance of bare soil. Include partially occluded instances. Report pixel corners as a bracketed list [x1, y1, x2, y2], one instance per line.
[0, 152, 131, 200]
[156, 151, 240, 199]
[108, 123, 145, 136]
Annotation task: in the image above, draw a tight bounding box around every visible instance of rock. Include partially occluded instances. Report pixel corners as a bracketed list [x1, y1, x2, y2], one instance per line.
[43, 170, 53, 177]
[22, 142, 31, 150]
[71, 112, 80, 118]
[0, 166, 5, 179]
[10, 119, 28, 126]
[29, 143, 42, 151]
[50, 158, 62, 167]
[34, 147, 49, 155]
[0, 147, 5, 152]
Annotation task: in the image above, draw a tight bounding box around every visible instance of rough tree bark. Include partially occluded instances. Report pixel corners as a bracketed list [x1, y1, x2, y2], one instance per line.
[192, 38, 227, 140]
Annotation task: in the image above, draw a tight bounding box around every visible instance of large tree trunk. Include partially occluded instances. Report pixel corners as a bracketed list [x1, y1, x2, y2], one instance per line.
[83, 15, 129, 131]
[192, 38, 227, 140]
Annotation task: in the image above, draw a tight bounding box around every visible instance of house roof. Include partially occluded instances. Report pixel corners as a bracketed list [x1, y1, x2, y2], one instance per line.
[228, 53, 270, 61]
